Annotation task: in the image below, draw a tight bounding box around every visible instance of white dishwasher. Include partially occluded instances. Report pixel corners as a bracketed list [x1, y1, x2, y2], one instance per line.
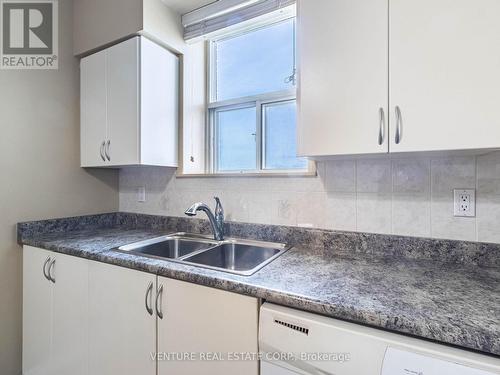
[259, 303, 500, 375]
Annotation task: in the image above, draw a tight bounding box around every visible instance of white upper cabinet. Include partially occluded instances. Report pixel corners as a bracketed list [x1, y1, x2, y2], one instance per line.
[106, 37, 140, 166]
[297, 0, 389, 156]
[80, 36, 179, 168]
[80, 50, 107, 167]
[299, 0, 500, 156]
[389, 0, 500, 153]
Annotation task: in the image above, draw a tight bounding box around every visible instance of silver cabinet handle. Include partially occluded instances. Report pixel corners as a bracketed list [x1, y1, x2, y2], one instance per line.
[145, 281, 154, 316]
[395, 106, 403, 144]
[155, 284, 164, 319]
[48, 259, 56, 283]
[100, 141, 106, 161]
[105, 140, 111, 161]
[378, 108, 385, 145]
[43, 257, 51, 281]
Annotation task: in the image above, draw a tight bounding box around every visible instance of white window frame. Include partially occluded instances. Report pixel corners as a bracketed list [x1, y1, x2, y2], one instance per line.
[205, 17, 314, 176]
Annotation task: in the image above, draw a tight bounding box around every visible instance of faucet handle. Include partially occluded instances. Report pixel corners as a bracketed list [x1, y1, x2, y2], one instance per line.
[214, 197, 224, 217]
[213, 197, 224, 240]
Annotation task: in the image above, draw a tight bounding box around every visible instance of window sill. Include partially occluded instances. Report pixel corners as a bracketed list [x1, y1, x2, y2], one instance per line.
[176, 170, 317, 178]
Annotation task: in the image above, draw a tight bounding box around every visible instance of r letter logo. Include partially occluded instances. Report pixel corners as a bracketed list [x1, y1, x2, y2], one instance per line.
[1, 0, 58, 69]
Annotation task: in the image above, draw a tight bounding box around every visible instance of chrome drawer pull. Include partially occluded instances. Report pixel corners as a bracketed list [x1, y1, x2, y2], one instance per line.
[145, 281, 154, 315]
[42, 257, 51, 280]
[155, 284, 164, 319]
[100, 141, 106, 161]
[105, 140, 111, 161]
[47, 259, 56, 283]
[378, 108, 385, 145]
[395, 106, 403, 144]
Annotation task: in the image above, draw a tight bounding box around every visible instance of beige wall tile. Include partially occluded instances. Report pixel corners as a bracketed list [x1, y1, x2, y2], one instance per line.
[392, 158, 430, 194]
[356, 193, 392, 234]
[431, 156, 476, 195]
[356, 159, 392, 193]
[324, 160, 356, 192]
[392, 194, 431, 237]
[246, 193, 273, 225]
[323, 192, 357, 231]
[270, 192, 298, 226]
[220, 191, 250, 222]
[120, 154, 500, 245]
[477, 151, 500, 195]
[477, 194, 500, 243]
[431, 195, 476, 241]
[296, 192, 327, 228]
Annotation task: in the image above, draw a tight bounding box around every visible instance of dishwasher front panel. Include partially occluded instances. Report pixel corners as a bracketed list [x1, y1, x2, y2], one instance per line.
[259, 303, 500, 375]
[261, 361, 303, 375]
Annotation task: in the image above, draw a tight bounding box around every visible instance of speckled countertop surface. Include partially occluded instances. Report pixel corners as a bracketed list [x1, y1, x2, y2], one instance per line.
[18, 213, 500, 357]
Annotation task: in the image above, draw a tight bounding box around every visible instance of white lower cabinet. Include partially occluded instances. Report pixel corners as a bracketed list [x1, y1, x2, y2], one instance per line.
[23, 247, 259, 375]
[23, 246, 88, 375]
[88, 261, 157, 375]
[23, 247, 52, 375]
[51, 252, 89, 375]
[157, 277, 259, 375]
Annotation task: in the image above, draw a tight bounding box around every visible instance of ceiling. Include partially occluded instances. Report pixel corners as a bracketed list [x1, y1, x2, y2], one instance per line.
[162, 0, 217, 15]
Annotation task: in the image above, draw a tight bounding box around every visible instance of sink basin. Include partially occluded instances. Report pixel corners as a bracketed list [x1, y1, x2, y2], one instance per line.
[116, 234, 218, 259]
[182, 240, 289, 276]
[114, 233, 290, 276]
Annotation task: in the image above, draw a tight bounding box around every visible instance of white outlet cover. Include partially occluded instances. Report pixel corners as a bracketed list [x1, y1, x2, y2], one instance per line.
[136, 187, 146, 202]
[453, 189, 475, 217]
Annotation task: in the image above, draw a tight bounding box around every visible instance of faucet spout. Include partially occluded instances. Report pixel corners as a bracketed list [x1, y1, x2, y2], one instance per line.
[184, 202, 207, 216]
[184, 198, 225, 241]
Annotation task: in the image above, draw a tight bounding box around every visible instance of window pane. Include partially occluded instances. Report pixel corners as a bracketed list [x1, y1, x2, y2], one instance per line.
[263, 101, 307, 170]
[215, 19, 295, 101]
[216, 106, 257, 171]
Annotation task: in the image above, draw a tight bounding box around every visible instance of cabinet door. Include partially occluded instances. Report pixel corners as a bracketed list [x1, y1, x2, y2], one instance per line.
[390, 0, 500, 152]
[140, 37, 179, 167]
[158, 278, 259, 375]
[23, 246, 53, 375]
[80, 49, 107, 167]
[51, 253, 89, 375]
[106, 37, 140, 166]
[88, 262, 156, 375]
[297, 0, 389, 157]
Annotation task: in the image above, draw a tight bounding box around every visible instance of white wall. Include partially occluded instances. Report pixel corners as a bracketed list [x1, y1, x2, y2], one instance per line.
[143, 0, 186, 53]
[73, 0, 143, 56]
[120, 151, 500, 243]
[0, 1, 119, 373]
[73, 0, 186, 56]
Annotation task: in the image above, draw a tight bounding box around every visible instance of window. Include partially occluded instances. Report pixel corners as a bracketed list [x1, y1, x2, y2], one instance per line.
[208, 17, 308, 174]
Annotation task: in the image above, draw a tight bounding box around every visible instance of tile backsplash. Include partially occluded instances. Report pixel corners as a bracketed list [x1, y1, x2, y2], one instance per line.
[119, 151, 500, 244]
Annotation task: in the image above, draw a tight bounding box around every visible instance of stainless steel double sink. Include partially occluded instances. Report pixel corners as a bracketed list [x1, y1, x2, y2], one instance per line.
[114, 233, 290, 276]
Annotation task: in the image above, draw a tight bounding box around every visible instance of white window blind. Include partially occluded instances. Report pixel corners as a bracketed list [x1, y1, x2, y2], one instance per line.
[182, 0, 295, 41]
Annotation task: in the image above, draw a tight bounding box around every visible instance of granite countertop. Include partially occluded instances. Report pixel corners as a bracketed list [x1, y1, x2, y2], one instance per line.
[18, 213, 500, 357]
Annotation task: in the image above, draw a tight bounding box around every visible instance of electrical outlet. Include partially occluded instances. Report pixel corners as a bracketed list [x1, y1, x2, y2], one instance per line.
[136, 187, 146, 202]
[453, 189, 475, 217]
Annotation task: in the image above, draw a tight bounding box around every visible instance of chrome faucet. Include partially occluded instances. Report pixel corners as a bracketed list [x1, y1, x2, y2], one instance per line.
[184, 197, 225, 241]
